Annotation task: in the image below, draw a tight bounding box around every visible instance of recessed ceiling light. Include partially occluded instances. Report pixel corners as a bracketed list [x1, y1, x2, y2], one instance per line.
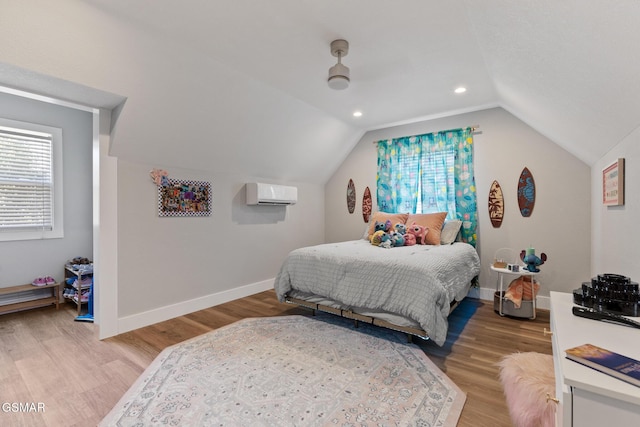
[353, 111, 363, 117]
[454, 87, 467, 94]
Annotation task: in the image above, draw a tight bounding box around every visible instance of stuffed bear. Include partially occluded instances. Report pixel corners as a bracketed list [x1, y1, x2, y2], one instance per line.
[407, 222, 429, 245]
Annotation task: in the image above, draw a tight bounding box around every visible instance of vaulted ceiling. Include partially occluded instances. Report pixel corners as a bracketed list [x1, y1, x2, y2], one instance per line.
[4, 1, 640, 182]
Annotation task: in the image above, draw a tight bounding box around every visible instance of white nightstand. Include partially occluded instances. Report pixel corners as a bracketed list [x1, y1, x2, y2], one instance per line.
[491, 265, 540, 319]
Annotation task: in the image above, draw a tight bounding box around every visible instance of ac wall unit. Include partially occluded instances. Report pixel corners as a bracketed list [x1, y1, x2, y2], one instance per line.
[246, 182, 297, 205]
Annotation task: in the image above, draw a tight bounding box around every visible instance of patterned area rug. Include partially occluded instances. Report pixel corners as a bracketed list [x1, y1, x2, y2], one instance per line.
[101, 315, 465, 426]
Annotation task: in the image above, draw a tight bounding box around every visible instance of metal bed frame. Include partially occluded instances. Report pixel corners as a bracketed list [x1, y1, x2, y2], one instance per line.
[284, 296, 462, 343]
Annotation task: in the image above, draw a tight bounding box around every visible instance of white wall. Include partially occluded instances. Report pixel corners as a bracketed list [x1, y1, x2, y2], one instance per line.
[116, 159, 324, 321]
[0, 92, 93, 286]
[592, 127, 639, 279]
[0, 1, 360, 184]
[325, 107, 592, 299]
[0, 1, 332, 334]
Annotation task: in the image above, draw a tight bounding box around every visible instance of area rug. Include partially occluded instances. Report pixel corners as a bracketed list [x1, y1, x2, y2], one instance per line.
[100, 315, 465, 426]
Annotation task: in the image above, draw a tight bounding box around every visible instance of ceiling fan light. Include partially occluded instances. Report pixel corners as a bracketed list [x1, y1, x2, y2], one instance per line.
[328, 63, 350, 90]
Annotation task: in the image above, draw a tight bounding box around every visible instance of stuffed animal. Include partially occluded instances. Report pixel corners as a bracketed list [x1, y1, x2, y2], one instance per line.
[380, 237, 392, 249]
[403, 233, 416, 246]
[370, 230, 387, 246]
[407, 222, 429, 245]
[369, 221, 387, 242]
[390, 232, 405, 247]
[393, 223, 407, 235]
[373, 221, 387, 233]
[520, 250, 548, 272]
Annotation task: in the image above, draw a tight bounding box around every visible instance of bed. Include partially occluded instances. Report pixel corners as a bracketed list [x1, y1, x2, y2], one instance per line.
[274, 238, 481, 346]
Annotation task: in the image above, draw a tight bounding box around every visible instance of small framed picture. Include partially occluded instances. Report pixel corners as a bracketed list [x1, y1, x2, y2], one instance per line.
[602, 158, 624, 206]
[158, 179, 212, 217]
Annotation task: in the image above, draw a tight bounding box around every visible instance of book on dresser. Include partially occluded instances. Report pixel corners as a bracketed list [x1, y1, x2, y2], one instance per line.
[565, 343, 640, 388]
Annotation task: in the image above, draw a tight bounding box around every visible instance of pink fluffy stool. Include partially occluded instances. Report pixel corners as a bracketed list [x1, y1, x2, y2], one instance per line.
[497, 352, 557, 427]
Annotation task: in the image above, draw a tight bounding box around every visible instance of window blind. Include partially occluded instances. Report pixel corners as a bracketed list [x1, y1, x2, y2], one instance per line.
[0, 126, 54, 232]
[416, 149, 455, 214]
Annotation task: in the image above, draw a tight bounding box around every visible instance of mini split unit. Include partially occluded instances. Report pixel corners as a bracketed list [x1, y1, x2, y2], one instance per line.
[246, 182, 297, 205]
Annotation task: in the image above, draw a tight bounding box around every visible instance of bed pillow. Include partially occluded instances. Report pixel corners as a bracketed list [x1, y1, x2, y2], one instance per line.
[362, 223, 371, 240]
[406, 212, 447, 245]
[366, 212, 409, 238]
[440, 220, 463, 245]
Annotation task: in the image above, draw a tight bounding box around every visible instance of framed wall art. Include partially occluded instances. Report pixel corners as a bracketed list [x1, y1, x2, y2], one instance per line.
[603, 158, 624, 206]
[158, 179, 212, 217]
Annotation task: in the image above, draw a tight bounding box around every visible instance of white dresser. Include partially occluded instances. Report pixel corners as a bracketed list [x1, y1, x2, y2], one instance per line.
[550, 291, 640, 426]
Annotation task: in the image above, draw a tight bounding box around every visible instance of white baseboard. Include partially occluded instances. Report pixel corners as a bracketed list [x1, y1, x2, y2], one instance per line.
[469, 286, 550, 311]
[114, 282, 550, 337]
[116, 279, 274, 336]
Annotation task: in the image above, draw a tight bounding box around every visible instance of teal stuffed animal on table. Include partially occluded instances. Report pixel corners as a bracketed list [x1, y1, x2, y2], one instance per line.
[520, 249, 547, 272]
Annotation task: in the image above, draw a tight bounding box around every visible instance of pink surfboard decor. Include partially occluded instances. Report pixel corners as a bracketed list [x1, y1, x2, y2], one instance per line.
[362, 186, 372, 223]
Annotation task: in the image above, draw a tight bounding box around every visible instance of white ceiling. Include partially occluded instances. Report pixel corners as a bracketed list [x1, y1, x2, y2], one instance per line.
[82, 0, 640, 170]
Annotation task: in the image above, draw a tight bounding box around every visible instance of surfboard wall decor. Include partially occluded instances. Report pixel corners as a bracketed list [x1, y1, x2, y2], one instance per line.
[347, 179, 356, 214]
[488, 180, 504, 228]
[362, 186, 372, 223]
[517, 167, 536, 217]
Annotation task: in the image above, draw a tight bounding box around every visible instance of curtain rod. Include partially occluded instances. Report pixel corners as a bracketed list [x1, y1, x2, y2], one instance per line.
[372, 125, 480, 144]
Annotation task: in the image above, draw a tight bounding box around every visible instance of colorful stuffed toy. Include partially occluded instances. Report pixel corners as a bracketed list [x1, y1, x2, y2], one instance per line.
[380, 235, 392, 249]
[393, 223, 407, 235]
[370, 230, 386, 246]
[407, 222, 429, 245]
[403, 233, 416, 246]
[371, 220, 393, 242]
[373, 221, 387, 233]
[371, 230, 392, 248]
[390, 232, 405, 247]
[520, 250, 548, 273]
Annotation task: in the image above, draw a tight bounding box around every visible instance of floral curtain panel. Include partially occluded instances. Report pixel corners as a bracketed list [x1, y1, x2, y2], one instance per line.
[376, 136, 421, 213]
[376, 128, 477, 246]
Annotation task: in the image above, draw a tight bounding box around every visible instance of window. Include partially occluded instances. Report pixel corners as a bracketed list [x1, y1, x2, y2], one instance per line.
[416, 149, 456, 215]
[0, 118, 63, 241]
[376, 128, 477, 246]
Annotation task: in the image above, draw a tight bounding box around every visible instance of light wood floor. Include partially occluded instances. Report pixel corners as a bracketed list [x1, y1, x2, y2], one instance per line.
[0, 291, 552, 426]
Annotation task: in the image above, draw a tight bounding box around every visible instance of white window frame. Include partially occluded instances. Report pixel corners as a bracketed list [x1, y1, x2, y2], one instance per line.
[0, 117, 64, 241]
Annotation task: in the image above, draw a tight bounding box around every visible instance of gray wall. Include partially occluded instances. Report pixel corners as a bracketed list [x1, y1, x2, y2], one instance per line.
[325, 107, 592, 297]
[592, 127, 639, 279]
[0, 92, 93, 286]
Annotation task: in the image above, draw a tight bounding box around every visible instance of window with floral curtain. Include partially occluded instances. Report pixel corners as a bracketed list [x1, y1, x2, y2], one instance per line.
[376, 127, 477, 246]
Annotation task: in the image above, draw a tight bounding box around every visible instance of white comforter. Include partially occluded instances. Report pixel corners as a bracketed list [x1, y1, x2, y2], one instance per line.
[274, 240, 481, 346]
